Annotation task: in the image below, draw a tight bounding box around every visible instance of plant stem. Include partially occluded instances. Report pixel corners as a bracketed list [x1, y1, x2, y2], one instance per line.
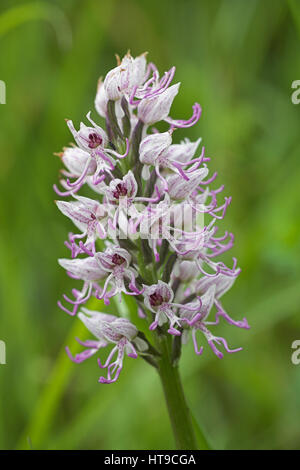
[157, 335, 209, 450]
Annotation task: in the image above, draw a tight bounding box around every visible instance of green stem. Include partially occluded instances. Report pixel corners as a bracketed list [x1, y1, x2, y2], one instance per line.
[136, 239, 153, 284]
[133, 227, 210, 449]
[157, 336, 199, 450]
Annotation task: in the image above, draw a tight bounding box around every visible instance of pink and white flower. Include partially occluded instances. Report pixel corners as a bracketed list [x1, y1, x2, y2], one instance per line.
[104, 52, 147, 101]
[56, 195, 109, 256]
[67, 308, 139, 383]
[180, 285, 249, 358]
[95, 246, 142, 303]
[143, 281, 182, 336]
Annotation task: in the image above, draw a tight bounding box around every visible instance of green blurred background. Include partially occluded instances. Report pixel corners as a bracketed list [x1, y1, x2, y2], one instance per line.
[0, 0, 300, 450]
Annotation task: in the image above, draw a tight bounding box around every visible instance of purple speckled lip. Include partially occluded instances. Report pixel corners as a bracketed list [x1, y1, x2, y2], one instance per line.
[55, 52, 249, 384]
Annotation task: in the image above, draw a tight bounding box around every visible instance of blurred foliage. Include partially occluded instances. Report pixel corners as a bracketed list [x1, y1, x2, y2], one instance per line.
[0, 0, 300, 450]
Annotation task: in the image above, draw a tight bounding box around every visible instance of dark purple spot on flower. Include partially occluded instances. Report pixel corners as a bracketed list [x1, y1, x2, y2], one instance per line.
[88, 133, 103, 149]
[112, 183, 128, 199]
[112, 254, 126, 266]
[149, 291, 164, 307]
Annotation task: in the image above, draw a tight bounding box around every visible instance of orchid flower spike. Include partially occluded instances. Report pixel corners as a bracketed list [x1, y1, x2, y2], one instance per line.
[55, 52, 249, 385]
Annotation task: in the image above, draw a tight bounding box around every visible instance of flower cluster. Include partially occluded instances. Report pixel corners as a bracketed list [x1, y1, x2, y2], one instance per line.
[55, 52, 249, 383]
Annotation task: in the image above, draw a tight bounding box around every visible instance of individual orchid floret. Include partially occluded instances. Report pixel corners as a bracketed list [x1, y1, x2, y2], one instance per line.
[131, 61, 201, 129]
[57, 256, 107, 316]
[104, 170, 138, 205]
[194, 272, 249, 330]
[129, 58, 200, 129]
[139, 130, 206, 186]
[96, 318, 139, 384]
[98, 170, 138, 234]
[174, 223, 239, 278]
[139, 196, 218, 265]
[180, 286, 248, 358]
[67, 114, 112, 158]
[65, 310, 114, 363]
[66, 112, 108, 155]
[104, 52, 147, 101]
[69, 308, 140, 383]
[95, 246, 142, 303]
[53, 146, 98, 196]
[62, 112, 129, 190]
[143, 281, 182, 336]
[56, 196, 109, 256]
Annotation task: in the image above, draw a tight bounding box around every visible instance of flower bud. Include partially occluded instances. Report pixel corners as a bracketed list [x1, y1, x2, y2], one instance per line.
[104, 53, 147, 101]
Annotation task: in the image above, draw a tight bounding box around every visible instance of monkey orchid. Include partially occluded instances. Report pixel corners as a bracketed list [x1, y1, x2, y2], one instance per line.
[54, 52, 249, 450]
